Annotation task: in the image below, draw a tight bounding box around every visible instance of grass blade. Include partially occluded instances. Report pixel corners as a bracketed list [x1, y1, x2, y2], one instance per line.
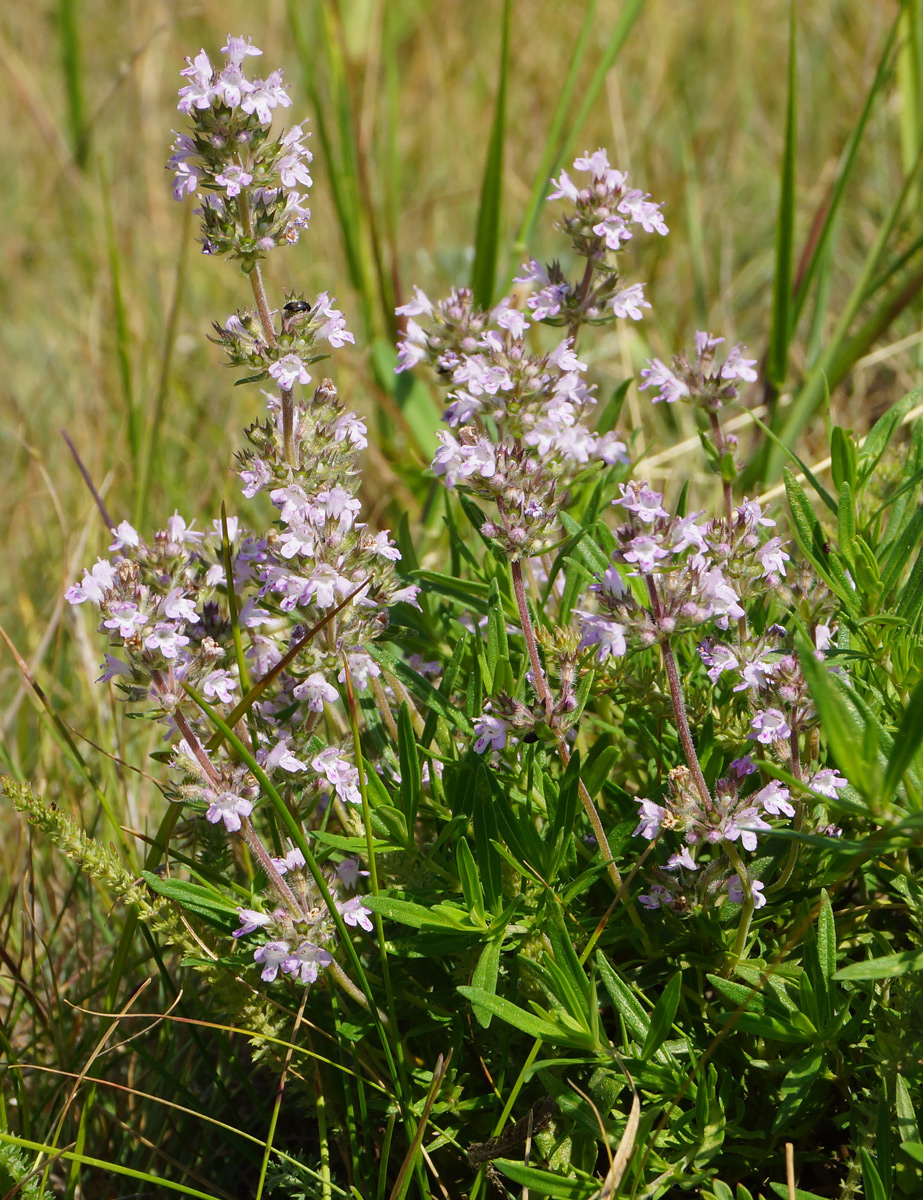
[470, 0, 511, 309]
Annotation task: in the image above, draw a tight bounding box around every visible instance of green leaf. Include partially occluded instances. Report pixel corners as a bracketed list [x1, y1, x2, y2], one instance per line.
[834, 947, 923, 981]
[456, 836, 486, 920]
[457, 986, 596, 1048]
[797, 638, 878, 796]
[470, 935, 504, 1028]
[492, 1160, 595, 1199]
[766, 2, 797, 389]
[470, 0, 510, 307]
[364, 895, 482, 933]
[882, 677, 923, 803]
[859, 390, 921, 483]
[772, 1049, 825, 1133]
[596, 951, 650, 1043]
[837, 482, 857, 564]
[642, 972, 683, 1062]
[831, 425, 859, 492]
[397, 702, 422, 832]
[860, 1148, 889, 1200]
[140, 872, 239, 926]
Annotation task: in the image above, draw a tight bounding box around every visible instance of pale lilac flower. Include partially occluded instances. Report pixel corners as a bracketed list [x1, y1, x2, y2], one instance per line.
[596, 432, 629, 465]
[623, 534, 670, 574]
[736, 658, 777, 692]
[266, 738, 309, 773]
[808, 768, 848, 798]
[749, 708, 792, 745]
[215, 61, 249, 108]
[395, 318, 429, 371]
[312, 748, 362, 804]
[293, 672, 339, 712]
[610, 283, 650, 320]
[333, 411, 368, 448]
[234, 908, 273, 938]
[269, 354, 311, 390]
[109, 521, 141, 551]
[473, 714, 510, 754]
[666, 847, 698, 871]
[143, 624, 190, 659]
[698, 642, 739, 682]
[272, 842, 306, 875]
[638, 884, 673, 910]
[728, 875, 767, 908]
[576, 612, 627, 661]
[201, 670, 237, 704]
[336, 859, 369, 890]
[161, 589, 200, 623]
[720, 344, 758, 382]
[395, 287, 433, 318]
[617, 482, 669, 523]
[166, 512, 205, 546]
[66, 559, 117, 605]
[287, 941, 333, 985]
[337, 649, 381, 690]
[313, 293, 354, 347]
[634, 798, 667, 840]
[697, 567, 745, 623]
[214, 164, 253, 197]
[304, 563, 353, 608]
[759, 537, 790, 578]
[102, 602, 148, 639]
[178, 50, 215, 113]
[338, 896, 374, 932]
[592, 214, 632, 249]
[240, 69, 291, 124]
[640, 359, 690, 404]
[814, 624, 833, 651]
[496, 306, 530, 339]
[730, 756, 757, 778]
[753, 781, 795, 817]
[618, 189, 668, 235]
[253, 940, 291, 982]
[97, 654, 130, 683]
[723, 807, 772, 851]
[204, 788, 254, 832]
[221, 36, 263, 66]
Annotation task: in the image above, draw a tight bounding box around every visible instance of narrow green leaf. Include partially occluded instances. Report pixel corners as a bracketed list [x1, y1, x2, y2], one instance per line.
[830, 425, 858, 491]
[493, 1160, 594, 1199]
[397, 702, 422, 832]
[642, 972, 683, 1062]
[834, 947, 923, 981]
[859, 390, 921, 482]
[771, 1050, 825, 1133]
[837, 482, 857, 563]
[470, 0, 510, 308]
[470, 935, 504, 1029]
[457, 986, 594, 1048]
[140, 872, 239, 923]
[364, 895, 480, 933]
[797, 637, 876, 795]
[456, 836, 486, 920]
[369, 645, 474, 734]
[596, 951, 650, 1042]
[882, 677, 923, 803]
[860, 1148, 889, 1200]
[767, 1, 797, 388]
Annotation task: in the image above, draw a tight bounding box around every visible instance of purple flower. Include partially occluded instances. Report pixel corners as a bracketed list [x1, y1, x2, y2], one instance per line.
[293, 672, 340, 713]
[253, 940, 291, 982]
[203, 788, 254, 833]
[728, 875, 767, 909]
[269, 354, 312, 390]
[234, 908, 273, 938]
[753, 781, 795, 817]
[808, 768, 848, 798]
[576, 612, 627, 662]
[639, 359, 689, 404]
[616, 482, 669, 523]
[623, 534, 670, 574]
[638, 884, 674, 910]
[634, 798, 667, 840]
[749, 708, 792, 745]
[724, 807, 772, 852]
[286, 941, 333, 985]
[473, 715, 510, 754]
[698, 641, 739, 682]
[338, 896, 374, 932]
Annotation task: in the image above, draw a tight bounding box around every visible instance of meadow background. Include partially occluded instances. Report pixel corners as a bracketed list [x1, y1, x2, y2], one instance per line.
[1, 0, 921, 1197]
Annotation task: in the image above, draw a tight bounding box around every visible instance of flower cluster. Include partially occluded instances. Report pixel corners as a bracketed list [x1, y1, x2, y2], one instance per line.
[64, 40, 414, 992]
[575, 486, 791, 663]
[632, 758, 845, 913]
[168, 36, 311, 264]
[233, 857, 371, 984]
[640, 330, 757, 411]
[394, 151, 671, 559]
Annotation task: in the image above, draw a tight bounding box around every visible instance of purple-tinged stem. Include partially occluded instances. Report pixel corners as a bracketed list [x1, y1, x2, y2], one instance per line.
[511, 560, 623, 892]
[645, 576, 712, 811]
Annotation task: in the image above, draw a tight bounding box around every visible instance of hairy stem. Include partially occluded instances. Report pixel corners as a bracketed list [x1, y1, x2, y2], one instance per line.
[645, 576, 712, 810]
[511, 560, 624, 892]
